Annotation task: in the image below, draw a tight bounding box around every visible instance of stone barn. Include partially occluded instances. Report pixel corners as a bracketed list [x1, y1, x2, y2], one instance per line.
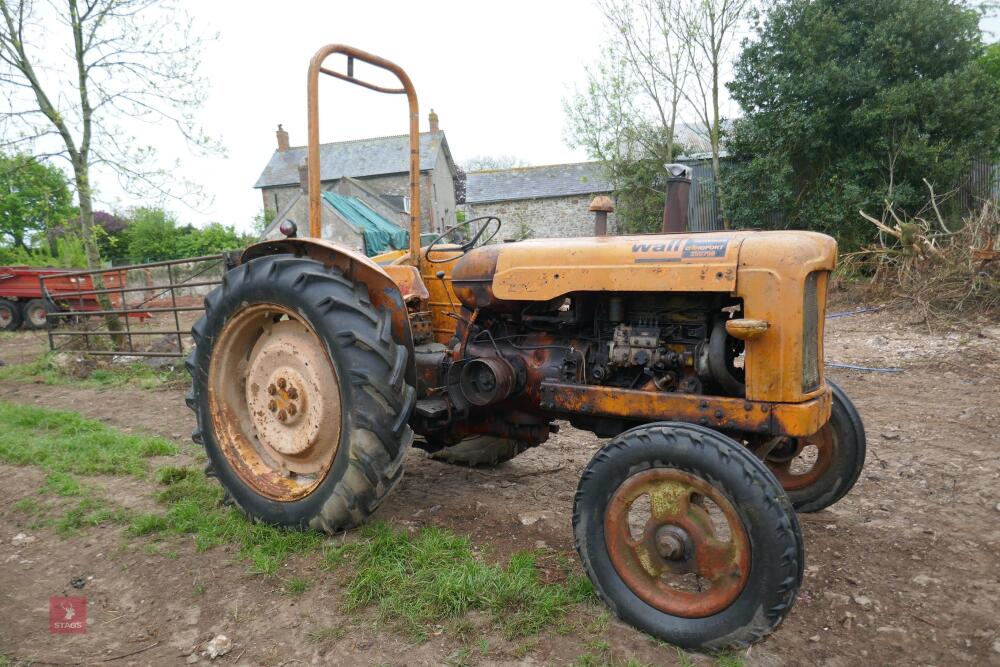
[463, 162, 615, 240]
[255, 111, 459, 239]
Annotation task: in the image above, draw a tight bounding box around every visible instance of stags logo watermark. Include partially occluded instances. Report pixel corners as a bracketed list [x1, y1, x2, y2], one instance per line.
[49, 596, 86, 634]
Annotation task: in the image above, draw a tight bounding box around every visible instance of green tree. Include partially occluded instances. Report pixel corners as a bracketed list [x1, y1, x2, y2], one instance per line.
[725, 0, 1000, 248]
[983, 41, 1000, 80]
[125, 207, 245, 263]
[176, 222, 243, 257]
[124, 207, 181, 263]
[0, 153, 73, 250]
[565, 45, 687, 232]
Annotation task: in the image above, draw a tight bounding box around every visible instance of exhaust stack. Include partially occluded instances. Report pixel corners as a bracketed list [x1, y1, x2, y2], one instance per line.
[589, 195, 614, 236]
[662, 163, 692, 234]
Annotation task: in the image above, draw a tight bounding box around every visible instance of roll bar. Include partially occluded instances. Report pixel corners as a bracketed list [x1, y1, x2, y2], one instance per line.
[307, 45, 421, 261]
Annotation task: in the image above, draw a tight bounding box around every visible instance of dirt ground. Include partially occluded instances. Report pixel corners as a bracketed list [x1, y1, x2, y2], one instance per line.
[1, 306, 999, 666]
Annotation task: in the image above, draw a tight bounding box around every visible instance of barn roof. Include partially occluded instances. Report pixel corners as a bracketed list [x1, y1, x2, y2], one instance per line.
[255, 132, 451, 189]
[465, 162, 613, 204]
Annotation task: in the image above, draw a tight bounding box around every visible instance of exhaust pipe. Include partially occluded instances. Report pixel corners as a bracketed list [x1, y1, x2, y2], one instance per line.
[662, 163, 692, 234]
[589, 195, 614, 236]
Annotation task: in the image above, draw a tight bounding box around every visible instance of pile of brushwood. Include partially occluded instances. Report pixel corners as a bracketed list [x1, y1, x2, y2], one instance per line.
[844, 181, 999, 322]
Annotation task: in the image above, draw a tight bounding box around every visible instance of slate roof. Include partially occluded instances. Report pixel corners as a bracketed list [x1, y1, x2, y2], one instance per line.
[465, 162, 613, 204]
[255, 132, 449, 189]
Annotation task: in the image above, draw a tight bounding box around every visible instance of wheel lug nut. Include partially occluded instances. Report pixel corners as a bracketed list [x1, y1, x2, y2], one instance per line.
[277, 409, 287, 422]
[268, 399, 277, 412]
[287, 403, 297, 416]
[267, 384, 277, 395]
[277, 377, 287, 389]
[287, 387, 298, 399]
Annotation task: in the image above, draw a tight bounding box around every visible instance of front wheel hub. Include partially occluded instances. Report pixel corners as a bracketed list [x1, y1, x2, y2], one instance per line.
[605, 468, 751, 618]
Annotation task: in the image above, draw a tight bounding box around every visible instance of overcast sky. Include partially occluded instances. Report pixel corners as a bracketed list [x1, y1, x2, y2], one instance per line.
[96, 2, 999, 233]
[109, 0, 616, 232]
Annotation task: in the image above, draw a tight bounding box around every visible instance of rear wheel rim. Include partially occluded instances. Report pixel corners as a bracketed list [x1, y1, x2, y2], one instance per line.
[0, 307, 12, 327]
[604, 468, 751, 618]
[27, 304, 47, 327]
[208, 303, 342, 501]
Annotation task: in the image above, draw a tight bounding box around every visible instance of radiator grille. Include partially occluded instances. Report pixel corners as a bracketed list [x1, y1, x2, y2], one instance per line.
[802, 271, 821, 392]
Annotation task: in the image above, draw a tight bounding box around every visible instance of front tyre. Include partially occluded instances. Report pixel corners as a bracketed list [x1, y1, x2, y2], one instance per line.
[187, 255, 416, 532]
[573, 422, 803, 650]
[765, 380, 866, 512]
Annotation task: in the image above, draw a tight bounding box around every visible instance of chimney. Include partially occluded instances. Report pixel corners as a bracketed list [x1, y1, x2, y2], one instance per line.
[276, 124, 289, 152]
[428, 109, 440, 133]
[298, 158, 308, 193]
[661, 163, 692, 234]
[589, 195, 614, 236]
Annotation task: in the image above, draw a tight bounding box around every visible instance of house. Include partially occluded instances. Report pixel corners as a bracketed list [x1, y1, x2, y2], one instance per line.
[464, 158, 725, 238]
[255, 111, 459, 243]
[463, 162, 616, 240]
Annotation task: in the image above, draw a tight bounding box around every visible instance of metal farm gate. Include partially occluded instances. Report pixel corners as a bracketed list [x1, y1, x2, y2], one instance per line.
[39, 254, 230, 358]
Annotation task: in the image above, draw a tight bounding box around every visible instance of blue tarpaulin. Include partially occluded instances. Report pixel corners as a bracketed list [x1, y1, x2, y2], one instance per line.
[321, 191, 409, 256]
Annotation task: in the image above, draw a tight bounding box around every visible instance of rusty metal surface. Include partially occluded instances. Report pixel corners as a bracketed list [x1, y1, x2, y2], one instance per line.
[382, 264, 430, 302]
[662, 166, 692, 234]
[208, 303, 341, 501]
[242, 238, 416, 386]
[605, 468, 750, 618]
[736, 234, 836, 403]
[539, 381, 832, 437]
[307, 45, 421, 262]
[766, 422, 836, 490]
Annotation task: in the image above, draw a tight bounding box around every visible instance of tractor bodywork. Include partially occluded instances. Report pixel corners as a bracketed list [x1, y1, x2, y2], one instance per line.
[191, 45, 865, 650]
[240, 229, 836, 445]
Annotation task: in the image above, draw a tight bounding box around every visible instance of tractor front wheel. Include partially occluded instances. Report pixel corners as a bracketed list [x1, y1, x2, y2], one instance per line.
[763, 380, 866, 512]
[573, 422, 803, 650]
[186, 255, 415, 532]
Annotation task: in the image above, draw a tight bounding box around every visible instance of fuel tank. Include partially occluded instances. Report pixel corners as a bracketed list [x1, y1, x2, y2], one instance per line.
[450, 231, 836, 310]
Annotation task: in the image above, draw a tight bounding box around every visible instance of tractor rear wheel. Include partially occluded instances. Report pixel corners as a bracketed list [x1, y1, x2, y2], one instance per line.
[186, 255, 416, 532]
[22, 299, 50, 330]
[427, 435, 531, 467]
[0, 299, 21, 331]
[574, 422, 803, 650]
[764, 380, 865, 513]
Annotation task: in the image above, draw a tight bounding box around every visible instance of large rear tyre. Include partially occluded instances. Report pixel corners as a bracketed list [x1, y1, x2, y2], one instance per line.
[426, 435, 531, 467]
[21, 299, 50, 330]
[186, 255, 416, 532]
[574, 422, 803, 650]
[0, 299, 21, 331]
[764, 380, 866, 513]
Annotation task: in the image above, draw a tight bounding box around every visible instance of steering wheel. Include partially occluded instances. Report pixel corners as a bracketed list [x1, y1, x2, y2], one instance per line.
[425, 216, 502, 263]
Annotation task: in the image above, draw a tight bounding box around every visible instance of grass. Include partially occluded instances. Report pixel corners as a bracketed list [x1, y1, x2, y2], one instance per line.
[1, 401, 605, 650]
[714, 653, 746, 667]
[306, 625, 347, 644]
[328, 521, 594, 641]
[0, 353, 187, 389]
[128, 466, 324, 576]
[0, 401, 176, 477]
[283, 576, 311, 594]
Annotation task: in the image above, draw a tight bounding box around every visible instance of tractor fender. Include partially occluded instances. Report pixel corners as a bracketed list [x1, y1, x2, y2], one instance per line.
[241, 238, 416, 386]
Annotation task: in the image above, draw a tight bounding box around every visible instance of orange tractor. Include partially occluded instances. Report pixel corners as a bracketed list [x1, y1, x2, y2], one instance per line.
[187, 46, 865, 649]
